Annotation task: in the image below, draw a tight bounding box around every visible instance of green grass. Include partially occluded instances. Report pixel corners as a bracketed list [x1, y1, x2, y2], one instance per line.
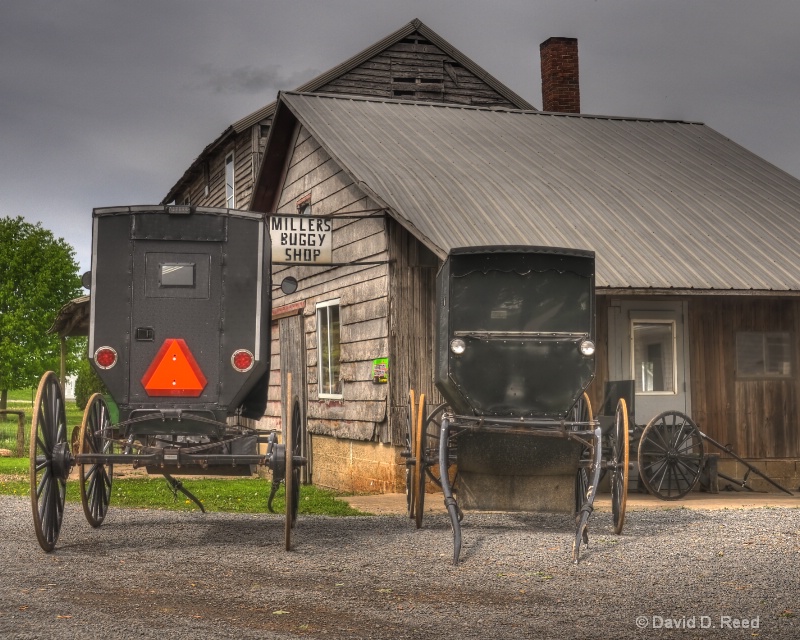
[0, 458, 368, 516]
[6, 388, 35, 403]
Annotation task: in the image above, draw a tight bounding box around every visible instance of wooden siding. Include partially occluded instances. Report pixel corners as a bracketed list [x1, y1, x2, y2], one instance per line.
[173, 117, 273, 210]
[169, 29, 519, 210]
[387, 221, 441, 446]
[268, 125, 390, 443]
[317, 33, 521, 107]
[689, 297, 800, 459]
[587, 295, 610, 416]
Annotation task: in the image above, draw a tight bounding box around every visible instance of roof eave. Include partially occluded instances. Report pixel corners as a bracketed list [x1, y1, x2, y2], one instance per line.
[598, 287, 800, 297]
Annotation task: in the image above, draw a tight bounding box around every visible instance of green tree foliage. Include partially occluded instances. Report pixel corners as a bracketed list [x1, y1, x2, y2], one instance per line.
[74, 356, 108, 410]
[0, 217, 82, 406]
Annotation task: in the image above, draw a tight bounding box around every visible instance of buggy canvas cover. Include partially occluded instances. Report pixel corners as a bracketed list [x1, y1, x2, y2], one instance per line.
[88, 205, 271, 434]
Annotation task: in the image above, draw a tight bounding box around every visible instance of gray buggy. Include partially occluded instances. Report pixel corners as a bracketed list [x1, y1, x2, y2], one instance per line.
[29, 205, 302, 552]
[404, 246, 630, 563]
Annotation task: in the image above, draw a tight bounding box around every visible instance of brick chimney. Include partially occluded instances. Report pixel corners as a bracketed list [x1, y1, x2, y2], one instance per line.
[540, 37, 580, 113]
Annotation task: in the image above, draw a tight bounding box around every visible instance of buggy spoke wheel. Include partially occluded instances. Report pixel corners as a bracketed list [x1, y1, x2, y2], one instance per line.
[29, 372, 70, 552]
[611, 398, 629, 534]
[405, 390, 417, 519]
[421, 403, 452, 486]
[79, 393, 113, 527]
[284, 398, 301, 550]
[573, 392, 594, 516]
[574, 467, 589, 514]
[284, 407, 294, 551]
[638, 411, 704, 500]
[413, 394, 427, 529]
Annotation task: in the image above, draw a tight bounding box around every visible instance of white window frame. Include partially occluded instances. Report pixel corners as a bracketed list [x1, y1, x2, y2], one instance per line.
[317, 298, 343, 399]
[225, 152, 235, 208]
[630, 319, 678, 396]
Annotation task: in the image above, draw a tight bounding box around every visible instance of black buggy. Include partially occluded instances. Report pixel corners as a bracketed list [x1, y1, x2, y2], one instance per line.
[29, 205, 302, 552]
[405, 246, 630, 563]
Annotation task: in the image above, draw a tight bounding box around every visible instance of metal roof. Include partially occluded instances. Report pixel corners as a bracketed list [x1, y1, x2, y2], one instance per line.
[272, 92, 800, 293]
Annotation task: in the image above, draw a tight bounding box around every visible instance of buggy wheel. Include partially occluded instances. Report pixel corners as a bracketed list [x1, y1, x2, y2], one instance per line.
[638, 411, 704, 500]
[29, 372, 70, 552]
[79, 393, 113, 528]
[421, 402, 452, 486]
[573, 392, 594, 515]
[284, 398, 301, 550]
[284, 406, 294, 551]
[405, 390, 417, 519]
[413, 394, 426, 529]
[574, 466, 589, 514]
[611, 398, 629, 534]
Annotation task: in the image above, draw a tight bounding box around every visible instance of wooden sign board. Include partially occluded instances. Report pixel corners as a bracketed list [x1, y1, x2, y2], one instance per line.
[270, 215, 333, 264]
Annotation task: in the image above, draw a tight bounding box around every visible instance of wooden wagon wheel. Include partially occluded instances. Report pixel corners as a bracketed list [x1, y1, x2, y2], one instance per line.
[79, 393, 114, 528]
[610, 398, 629, 534]
[405, 389, 417, 520]
[638, 410, 704, 500]
[416, 401, 455, 528]
[284, 396, 301, 550]
[573, 393, 593, 515]
[412, 394, 427, 529]
[29, 372, 70, 552]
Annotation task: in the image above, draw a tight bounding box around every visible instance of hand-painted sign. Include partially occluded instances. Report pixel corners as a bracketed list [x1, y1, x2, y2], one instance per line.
[270, 215, 333, 264]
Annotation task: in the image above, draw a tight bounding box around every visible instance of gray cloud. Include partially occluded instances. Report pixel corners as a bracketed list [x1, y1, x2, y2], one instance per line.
[197, 64, 320, 95]
[1, 0, 798, 275]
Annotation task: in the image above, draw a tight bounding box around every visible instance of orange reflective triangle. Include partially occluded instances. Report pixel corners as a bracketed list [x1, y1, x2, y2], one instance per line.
[141, 338, 207, 397]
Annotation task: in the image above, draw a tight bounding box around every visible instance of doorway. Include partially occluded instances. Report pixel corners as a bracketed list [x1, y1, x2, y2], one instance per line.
[608, 300, 690, 423]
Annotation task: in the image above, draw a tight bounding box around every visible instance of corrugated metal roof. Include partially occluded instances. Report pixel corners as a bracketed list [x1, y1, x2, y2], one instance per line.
[277, 91, 800, 292]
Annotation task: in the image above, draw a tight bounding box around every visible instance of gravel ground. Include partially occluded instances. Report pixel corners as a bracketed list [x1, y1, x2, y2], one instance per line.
[0, 495, 797, 639]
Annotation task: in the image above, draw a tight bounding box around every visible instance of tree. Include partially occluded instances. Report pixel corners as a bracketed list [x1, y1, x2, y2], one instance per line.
[0, 216, 82, 411]
[74, 355, 108, 410]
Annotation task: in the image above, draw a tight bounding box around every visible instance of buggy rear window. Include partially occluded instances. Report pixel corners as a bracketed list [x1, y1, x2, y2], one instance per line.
[160, 263, 195, 287]
[145, 252, 210, 299]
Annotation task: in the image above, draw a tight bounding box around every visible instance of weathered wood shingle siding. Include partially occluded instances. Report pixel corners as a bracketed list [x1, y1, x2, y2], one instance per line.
[269, 125, 390, 441]
[387, 221, 441, 445]
[689, 297, 800, 459]
[316, 35, 521, 107]
[172, 119, 272, 210]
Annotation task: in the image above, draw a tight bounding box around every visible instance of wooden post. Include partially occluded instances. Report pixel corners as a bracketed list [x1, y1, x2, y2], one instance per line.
[0, 410, 26, 457]
[16, 412, 24, 457]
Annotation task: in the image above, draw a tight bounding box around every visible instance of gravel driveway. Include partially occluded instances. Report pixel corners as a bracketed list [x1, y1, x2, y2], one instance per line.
[0, 495, 797, 639]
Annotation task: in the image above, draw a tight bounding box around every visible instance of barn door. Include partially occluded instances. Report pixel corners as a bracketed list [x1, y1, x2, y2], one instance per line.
[608, 300, 690, 423]
[279, 314, 309, 482]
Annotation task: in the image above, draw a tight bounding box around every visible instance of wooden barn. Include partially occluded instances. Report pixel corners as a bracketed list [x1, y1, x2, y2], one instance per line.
[162, 18, 533, 211]
[248, 90, 800, 495]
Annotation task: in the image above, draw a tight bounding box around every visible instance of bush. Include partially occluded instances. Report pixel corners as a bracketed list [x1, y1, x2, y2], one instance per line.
[74, 359, 108, 410]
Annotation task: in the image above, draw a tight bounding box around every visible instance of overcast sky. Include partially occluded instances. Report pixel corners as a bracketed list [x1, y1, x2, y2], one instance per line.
[2, 0, 799, 275]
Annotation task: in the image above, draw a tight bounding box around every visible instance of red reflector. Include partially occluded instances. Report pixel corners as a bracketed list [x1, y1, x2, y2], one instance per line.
[95, 347, 117, 369]
[141, 339, 207, 397]
[232, 349, 254, 372]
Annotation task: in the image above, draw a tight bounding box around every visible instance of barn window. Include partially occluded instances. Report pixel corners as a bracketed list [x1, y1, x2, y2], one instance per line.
[317, 299, 342, 398]
[632, 321, 676, 394]
[736, 332, 792, 378]
[225, 152, 235, 208]
[296, 193, 312, 215]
